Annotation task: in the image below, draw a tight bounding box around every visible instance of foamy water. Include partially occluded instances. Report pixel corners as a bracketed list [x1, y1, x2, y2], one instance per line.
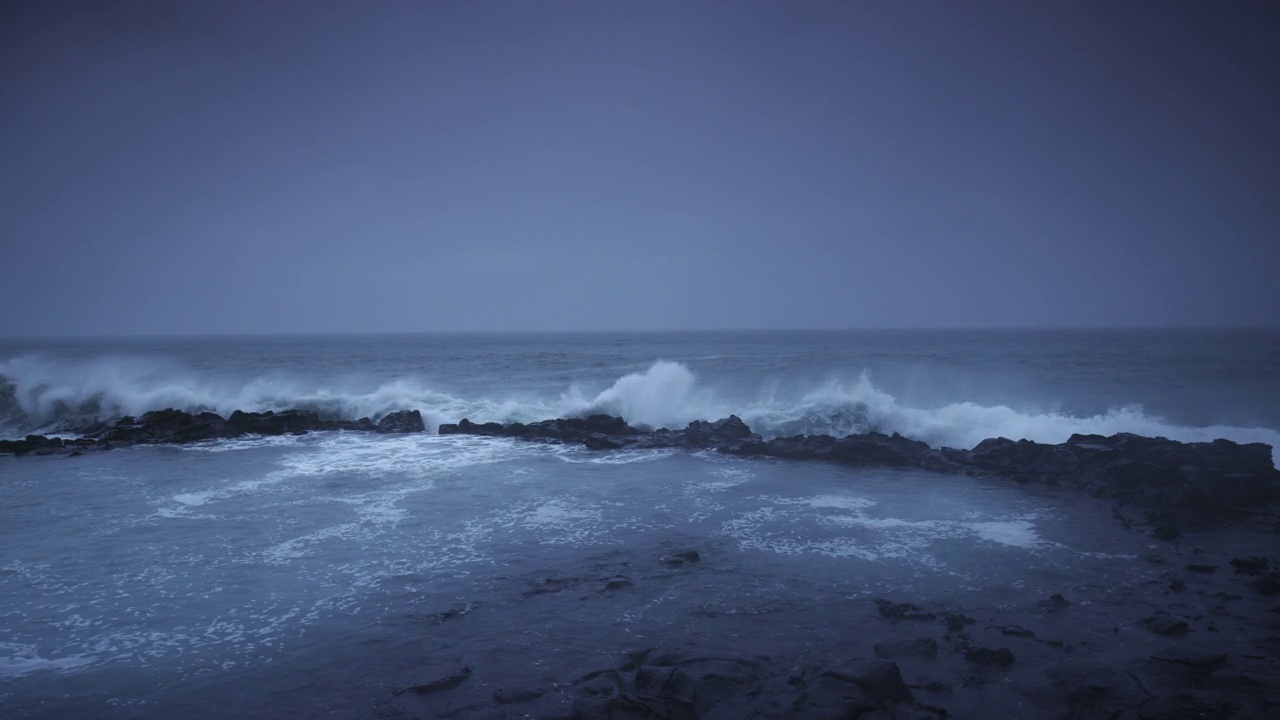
[5, 338, 1277, 464]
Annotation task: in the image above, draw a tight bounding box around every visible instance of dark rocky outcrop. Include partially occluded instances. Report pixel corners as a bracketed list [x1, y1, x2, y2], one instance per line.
[375, 409, 425, 433]
[0, 407, 421, 455]
[6, 408, 1277, 525]
[436, 416, 1280, 522]
[945, 432, 1280, 520]
[0, 434, 66, 456]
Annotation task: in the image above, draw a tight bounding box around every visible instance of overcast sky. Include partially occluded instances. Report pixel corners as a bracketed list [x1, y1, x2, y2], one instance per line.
[2, 0, 1277, 335]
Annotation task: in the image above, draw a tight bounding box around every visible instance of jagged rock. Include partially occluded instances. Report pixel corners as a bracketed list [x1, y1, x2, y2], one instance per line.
[375, 409, 425, 433]
[685, 415, 759, 449]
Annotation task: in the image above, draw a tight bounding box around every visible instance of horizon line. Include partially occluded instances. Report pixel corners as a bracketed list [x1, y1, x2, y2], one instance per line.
[3, 324, 1280, 342]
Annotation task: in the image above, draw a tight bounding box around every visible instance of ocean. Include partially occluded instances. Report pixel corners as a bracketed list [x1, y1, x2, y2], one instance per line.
[2, 329, 1279, 717]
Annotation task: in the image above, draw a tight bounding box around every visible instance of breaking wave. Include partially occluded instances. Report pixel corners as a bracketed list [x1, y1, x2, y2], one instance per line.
[2, 356, 1277, 463]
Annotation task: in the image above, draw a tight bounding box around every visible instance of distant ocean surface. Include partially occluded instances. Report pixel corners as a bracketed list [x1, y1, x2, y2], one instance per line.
[4, 329, 1280, 452]
[2, 329, 1279, 717]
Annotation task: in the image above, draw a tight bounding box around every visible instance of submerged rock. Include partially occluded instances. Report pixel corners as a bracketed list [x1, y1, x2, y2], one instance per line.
[875, 599, 936, 623]
[660, 550, 701, 568]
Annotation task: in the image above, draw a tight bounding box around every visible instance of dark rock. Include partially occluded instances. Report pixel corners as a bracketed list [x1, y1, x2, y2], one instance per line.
[1211, 659, 1280, 689]
[1141, 613, 1189, 635]
[1035, 593, 1072, 612]
[1231, 556, 1270, 574]
[1151, 649, 1228, 667]
[786, 674, 878, 719]
[964, 647, 1015, 666]
[1153, 524, 1182, 541]
[1249, 573, 1280, 595]
[1185, 564, 1218, 573]
[492, 686, 544, 704]
[827, 660, 914, 703]
[660, 551, 701, 568]
[873, 637, 938, 660]
[875, 599, 936, 622]
[521, 577, 584, 597]
[685, 415, 758, 448]
[940, 612, 975, 632]
[394, 412, 1280, 522]
[375, 409, 425, 433]
[633, 665, 697, 716]
[1041, 664, 1147, 720]
[1170, 578, 1186, 591]
[601, 576, 633, 592]
[393, 666, 471, 696]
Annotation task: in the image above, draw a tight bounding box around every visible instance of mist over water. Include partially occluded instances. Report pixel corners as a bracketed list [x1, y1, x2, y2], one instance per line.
[3, 331, 1278, 463]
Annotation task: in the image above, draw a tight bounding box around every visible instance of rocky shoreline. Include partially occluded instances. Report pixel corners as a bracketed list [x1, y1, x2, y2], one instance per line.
[5, 408, 1279, 526]
[6, 408, 1280, 719]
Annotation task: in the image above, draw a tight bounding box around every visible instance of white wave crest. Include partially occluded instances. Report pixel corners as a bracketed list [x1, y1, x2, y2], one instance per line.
[1, 356, 1275, 465]
[560, 360, 705, 429]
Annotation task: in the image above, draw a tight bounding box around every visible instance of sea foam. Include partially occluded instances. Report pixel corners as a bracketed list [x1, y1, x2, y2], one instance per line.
[2, 355, 1277, 464]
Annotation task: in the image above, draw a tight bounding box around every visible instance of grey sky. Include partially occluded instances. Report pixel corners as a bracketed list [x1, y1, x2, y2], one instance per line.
[2, 0, 1277, 335]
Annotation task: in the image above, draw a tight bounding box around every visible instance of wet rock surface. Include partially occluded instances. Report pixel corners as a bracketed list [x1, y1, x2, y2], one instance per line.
[437, 414, 1280, 523]
[0, 407, 408, 454]
[365, 525, 1280, 720]
[8, 411, 1278, 526]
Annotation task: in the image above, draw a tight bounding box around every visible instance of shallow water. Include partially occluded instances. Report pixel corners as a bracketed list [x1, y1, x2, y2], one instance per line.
[1, 431, 1160, 717]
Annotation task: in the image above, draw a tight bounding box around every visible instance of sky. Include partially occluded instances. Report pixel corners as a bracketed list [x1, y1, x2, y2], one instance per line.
[1, 0, 1277, 335]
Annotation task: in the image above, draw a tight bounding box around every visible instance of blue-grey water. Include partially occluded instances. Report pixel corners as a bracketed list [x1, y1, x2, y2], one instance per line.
[2, 330, 1278, 717]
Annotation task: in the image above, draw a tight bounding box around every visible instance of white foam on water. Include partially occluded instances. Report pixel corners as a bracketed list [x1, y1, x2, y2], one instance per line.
[180, 434, 305, 453]
[968, 520, 1045, 548]
[554, 447, 675, 465]
[719, 493, 1059, 565]
[0, 643, 97, 677]
[798, 494, 876, 511]
[5, 354, 1275, 465]
[156, 433, 531, 519]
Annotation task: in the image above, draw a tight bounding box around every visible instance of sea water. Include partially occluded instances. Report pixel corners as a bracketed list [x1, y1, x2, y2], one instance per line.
[2, 330, 1278, 716]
